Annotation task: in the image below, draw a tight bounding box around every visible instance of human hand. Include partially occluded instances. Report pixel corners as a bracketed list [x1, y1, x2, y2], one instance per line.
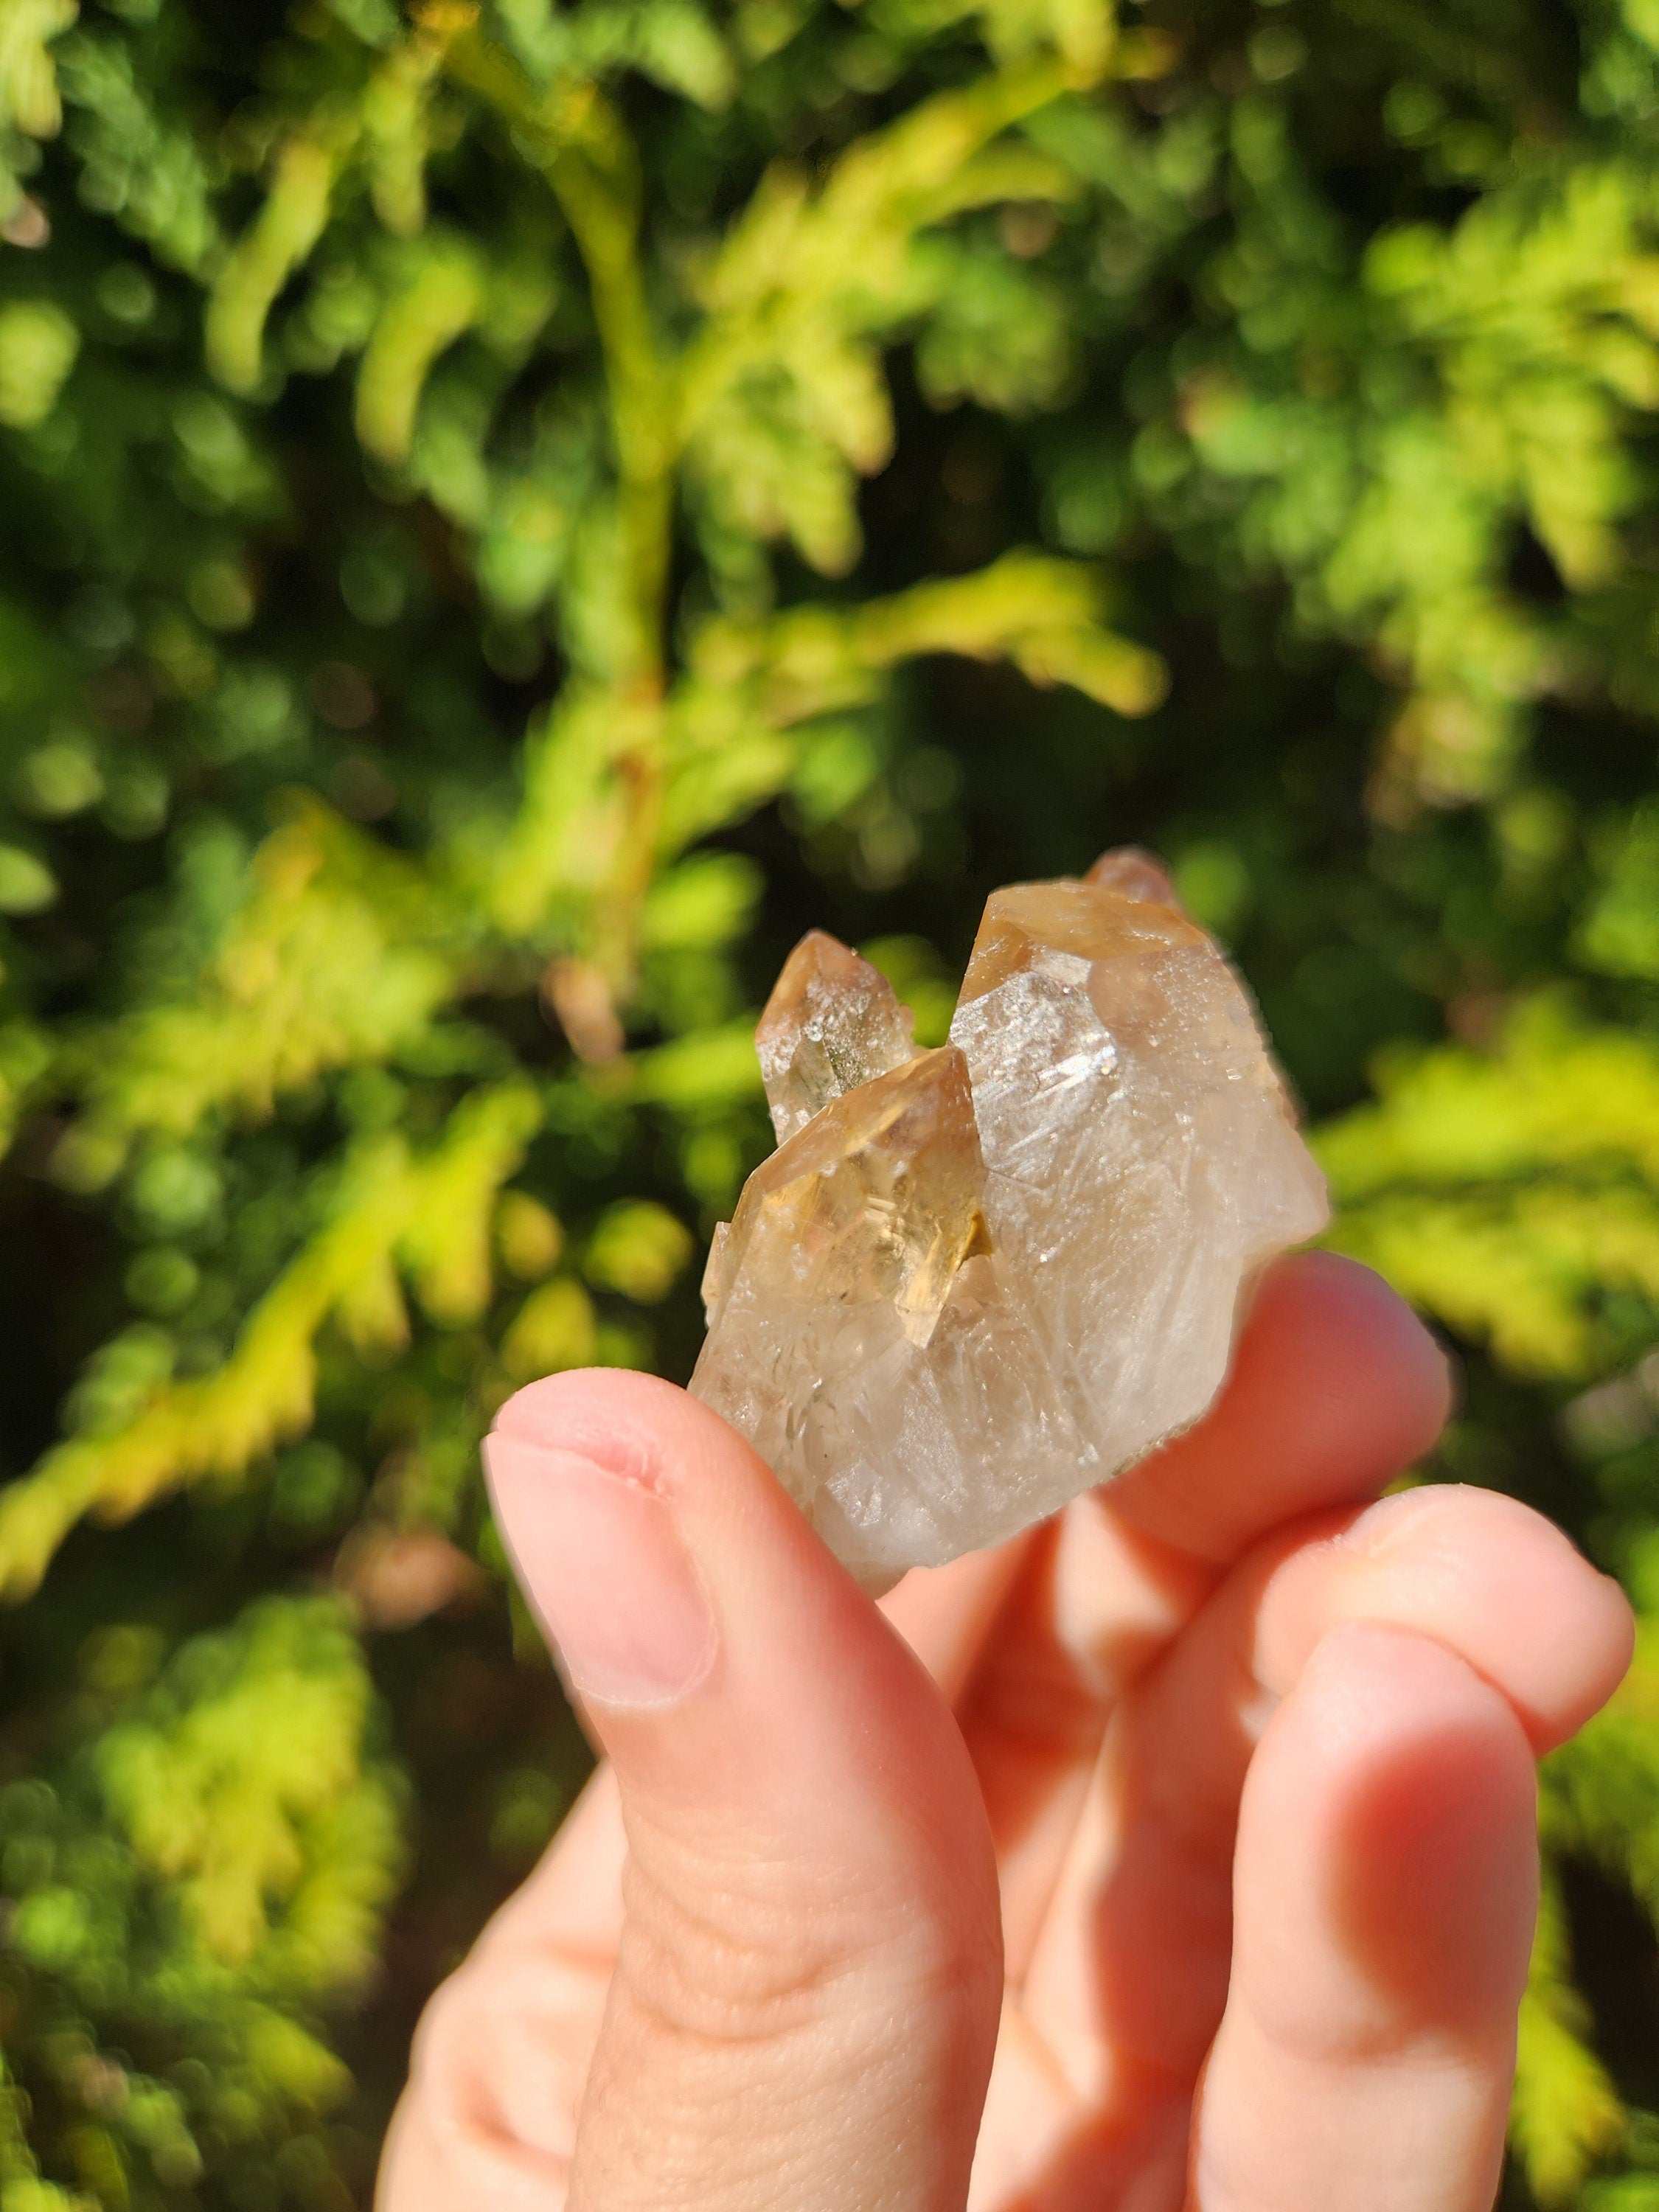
[378, 1253, 1633, 2212]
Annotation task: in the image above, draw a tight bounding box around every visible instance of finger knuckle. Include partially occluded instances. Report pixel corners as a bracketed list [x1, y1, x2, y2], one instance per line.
[616, 1833, 995, 2054]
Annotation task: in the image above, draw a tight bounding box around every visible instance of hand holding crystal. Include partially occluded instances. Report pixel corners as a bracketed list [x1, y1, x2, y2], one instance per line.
[379, 1256, 1633, 2212]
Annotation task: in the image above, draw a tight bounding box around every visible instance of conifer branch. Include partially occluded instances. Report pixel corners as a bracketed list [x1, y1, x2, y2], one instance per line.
[0, 1086, 540, 1601]
[439, 13, 673, 692]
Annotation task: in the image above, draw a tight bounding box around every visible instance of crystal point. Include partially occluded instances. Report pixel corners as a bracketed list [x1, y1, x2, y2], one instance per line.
[1085, 845, 1179, 906]
[755, 930, 917, 1143]
[692, 1047, 1009, 1587]
[692, 860, 1328, 1590]
[950, 869, 1327, 1486]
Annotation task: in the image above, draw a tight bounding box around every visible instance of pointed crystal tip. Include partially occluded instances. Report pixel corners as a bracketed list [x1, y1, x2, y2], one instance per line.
[737, 1046, 986, 1341]
[1085, 846, 1180, 908]
[958, 872, 1203, 1011]
[756, 929, 917, 1143]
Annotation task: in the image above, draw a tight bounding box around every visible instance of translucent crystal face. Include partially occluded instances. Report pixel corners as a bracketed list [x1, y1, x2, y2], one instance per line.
[704, 1047, 987, 1348]
[691, 1043, 1018, 1589]
[957, 877, 1206, 1005]
[950, 872, 1328, 1481]
[755, 931, 917, 1144]
[690, 854, 1329, 1591]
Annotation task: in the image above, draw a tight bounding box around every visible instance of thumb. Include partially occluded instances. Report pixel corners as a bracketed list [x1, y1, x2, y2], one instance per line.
[447, 1368, 1001, 2212]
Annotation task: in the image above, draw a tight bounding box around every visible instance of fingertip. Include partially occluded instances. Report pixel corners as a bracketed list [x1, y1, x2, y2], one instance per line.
[493, 1363, 723, 1470]
[490, 1366, 810, 1569]
[1558, 1559, 1638, 1740]
[485, 1362, 976, 1815]
[1419, 1492, 1638, 1749]
[484, 1364, 866, 1663]
[1259, 1484, 1637, 1754]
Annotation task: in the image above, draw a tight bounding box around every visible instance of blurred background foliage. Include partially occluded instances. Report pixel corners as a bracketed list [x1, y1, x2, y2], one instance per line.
[0, 0, 1656, 2199]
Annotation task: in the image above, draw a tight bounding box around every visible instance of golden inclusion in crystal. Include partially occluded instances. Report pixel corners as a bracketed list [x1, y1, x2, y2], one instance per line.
[704, 1046, 988, 1348]
[690, 852, 1329, 1591]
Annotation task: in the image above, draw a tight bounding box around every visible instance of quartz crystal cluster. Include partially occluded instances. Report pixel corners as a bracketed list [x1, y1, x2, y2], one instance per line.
[690, 851, 1329, 1590]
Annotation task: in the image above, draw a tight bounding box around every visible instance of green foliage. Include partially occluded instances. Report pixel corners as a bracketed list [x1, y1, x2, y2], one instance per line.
[1321, 1006, 1659, 1377]
[0, 0, 1658, 2201]
[0, 1598, 400, 2209]
[1515, 1866, 1625, 2204]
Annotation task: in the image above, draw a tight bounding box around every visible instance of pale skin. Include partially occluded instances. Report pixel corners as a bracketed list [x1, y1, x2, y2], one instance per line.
[378, 1253, 1635, 2212]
